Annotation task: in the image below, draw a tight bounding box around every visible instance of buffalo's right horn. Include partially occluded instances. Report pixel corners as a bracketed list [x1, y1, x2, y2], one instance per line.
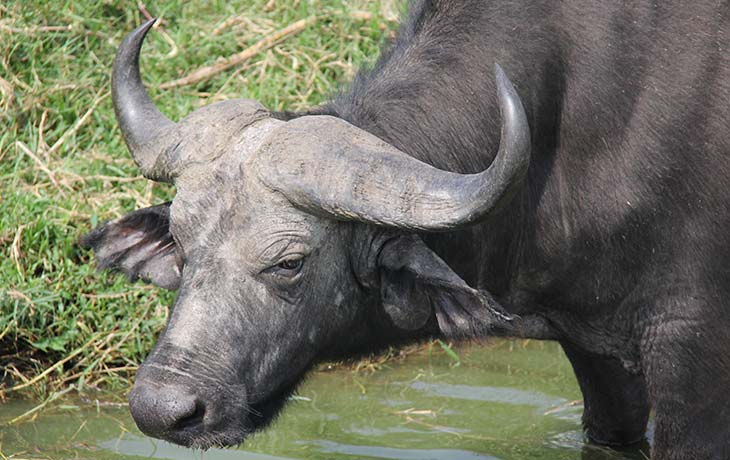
[112, 19, 177, 182]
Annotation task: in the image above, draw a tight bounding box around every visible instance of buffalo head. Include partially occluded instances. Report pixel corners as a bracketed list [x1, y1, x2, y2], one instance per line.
[83, 19, 530, 448]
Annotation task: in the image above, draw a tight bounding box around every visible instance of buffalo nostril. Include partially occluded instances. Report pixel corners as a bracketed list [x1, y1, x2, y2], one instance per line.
[174, 399, 205, 430]
[129, 383, 202, 437]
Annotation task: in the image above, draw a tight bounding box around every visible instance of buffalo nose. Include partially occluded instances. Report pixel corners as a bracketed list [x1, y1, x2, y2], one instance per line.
[129, 383, 202, 436]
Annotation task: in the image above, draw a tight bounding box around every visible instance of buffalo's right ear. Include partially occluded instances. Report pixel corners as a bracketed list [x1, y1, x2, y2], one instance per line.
[80, 202, 182, 290]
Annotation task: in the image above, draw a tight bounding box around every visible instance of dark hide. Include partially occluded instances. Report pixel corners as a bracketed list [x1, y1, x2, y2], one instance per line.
[86, 1, 730, 458]
[290, 1, 730, 458]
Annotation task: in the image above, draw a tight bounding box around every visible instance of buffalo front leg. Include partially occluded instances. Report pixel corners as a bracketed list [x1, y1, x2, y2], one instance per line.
[560, 341, 650, 447]
[642, 314, 730, 460]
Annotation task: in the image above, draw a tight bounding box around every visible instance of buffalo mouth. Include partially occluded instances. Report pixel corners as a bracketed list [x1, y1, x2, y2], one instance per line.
[247, 379, 300, 431]
[130, 377, 301, 450]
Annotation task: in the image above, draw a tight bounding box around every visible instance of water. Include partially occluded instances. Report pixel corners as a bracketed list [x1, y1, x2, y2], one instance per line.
[0, 340, 650, 459]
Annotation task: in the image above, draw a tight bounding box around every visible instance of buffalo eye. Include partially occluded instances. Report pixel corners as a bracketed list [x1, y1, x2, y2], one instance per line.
[266, 256, 305, 278]
[278, 258, 303, 271]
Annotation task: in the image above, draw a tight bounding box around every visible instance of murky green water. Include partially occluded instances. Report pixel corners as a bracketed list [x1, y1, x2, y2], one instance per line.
[0, 340, 649, 460]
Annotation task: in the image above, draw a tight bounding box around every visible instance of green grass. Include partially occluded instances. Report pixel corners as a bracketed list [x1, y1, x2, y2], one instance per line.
[0, 0, 399, 398]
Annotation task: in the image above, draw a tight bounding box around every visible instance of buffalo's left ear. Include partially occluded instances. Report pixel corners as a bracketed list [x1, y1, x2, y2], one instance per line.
[80, 202, 181, 290]
[378, 235, 513, 337]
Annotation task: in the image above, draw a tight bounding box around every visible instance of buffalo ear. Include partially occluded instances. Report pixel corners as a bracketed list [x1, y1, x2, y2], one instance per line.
[81, 202, 181, 290]
[378, 235, 513, 337]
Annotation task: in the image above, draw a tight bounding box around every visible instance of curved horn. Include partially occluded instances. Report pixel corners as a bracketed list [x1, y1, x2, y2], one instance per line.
[112, 19, 176, 182]
[255, 64, 531, 231]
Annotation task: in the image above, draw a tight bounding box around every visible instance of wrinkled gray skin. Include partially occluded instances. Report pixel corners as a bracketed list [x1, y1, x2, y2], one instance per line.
[83, 19, 534, 448]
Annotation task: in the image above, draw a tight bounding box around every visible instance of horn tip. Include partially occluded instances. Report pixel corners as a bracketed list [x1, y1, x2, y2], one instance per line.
[139, 17, 158, 33]
[130, 18, 157, 44]
[494, 62, 505, 79]
[115, 18, 157, 67]
[493, 63, 515, 97]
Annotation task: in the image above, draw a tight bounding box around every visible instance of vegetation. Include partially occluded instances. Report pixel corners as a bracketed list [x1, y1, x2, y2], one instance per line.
[0, 0, 400, 400]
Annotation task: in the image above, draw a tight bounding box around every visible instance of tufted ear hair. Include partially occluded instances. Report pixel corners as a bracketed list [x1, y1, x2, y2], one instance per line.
[81, 202, 182, 290]
[378, 235, 513, 337]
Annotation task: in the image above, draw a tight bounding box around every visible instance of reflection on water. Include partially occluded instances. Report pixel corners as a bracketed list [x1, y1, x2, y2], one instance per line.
[100, 436, 296, 460]
[408, 381, 568, 410]
[305, 440, 500, 460]
[0, 340, 650, 460]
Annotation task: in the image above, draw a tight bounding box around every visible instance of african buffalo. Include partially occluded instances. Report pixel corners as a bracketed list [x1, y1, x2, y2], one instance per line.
[83, 1, 730, 459]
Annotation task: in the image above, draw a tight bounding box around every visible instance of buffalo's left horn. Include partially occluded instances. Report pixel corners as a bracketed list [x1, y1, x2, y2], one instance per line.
[254, 64, 530, 231]
[112, 19, 177, 182]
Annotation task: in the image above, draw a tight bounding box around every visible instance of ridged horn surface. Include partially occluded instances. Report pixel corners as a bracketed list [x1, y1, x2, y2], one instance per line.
[254, 64, 531, 231]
